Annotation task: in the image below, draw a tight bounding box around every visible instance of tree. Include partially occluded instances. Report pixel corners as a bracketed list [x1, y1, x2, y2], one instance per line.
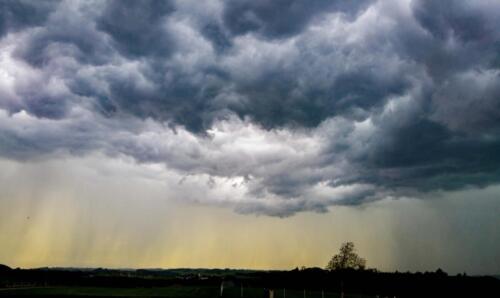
[326, 242, 366, 271]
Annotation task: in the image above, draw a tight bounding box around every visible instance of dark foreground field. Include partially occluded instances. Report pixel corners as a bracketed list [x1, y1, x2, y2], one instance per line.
[1, 286, 215, 297]
[0, 286, 372, 297]
[1, 265, 499, 297]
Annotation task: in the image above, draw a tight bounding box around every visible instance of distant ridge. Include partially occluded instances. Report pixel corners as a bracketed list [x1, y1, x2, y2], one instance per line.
[0, 264, 12, 271]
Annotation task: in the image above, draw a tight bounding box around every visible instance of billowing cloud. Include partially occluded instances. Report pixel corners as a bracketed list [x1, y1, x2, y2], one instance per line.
[221, 0, 371, 39]
[0, 0, 58, 38]
[1, 0, 500, 216]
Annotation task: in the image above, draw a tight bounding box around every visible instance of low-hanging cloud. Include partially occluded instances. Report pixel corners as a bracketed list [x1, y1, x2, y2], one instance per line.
[1, 0, 500, 216]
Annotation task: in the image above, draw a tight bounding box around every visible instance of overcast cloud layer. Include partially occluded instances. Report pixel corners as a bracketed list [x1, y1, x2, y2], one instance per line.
[1, 0, 500, 216]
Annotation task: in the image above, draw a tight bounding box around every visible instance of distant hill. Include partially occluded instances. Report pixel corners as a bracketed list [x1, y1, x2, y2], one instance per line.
[0, 264, 12, 271]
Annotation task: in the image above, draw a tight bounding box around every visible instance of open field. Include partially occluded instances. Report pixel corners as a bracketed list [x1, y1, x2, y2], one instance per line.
[0, 286, 217, 297]
[1, 266, 499, 297]
[0, 286, 371, 297]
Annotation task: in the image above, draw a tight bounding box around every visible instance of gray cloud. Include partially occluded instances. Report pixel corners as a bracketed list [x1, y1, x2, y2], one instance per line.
[97, 0, 175, 58]
[0, 0, 58, 38]
[0, 0, 500, 216]
[222, 0, 372, 39]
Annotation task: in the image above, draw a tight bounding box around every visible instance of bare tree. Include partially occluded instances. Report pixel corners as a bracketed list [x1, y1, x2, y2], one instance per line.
[326, 242, 366, 270]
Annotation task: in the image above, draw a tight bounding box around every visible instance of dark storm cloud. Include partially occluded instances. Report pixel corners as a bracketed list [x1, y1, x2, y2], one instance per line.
[1, 0, 405, 130]
[401, 0, 500, 79]
[230, 66, 410, 129]
[16, 7, 113, 67]
[361, 117, 500, 191]
[222, 0, 372, 39]
[199, 22, 232, 53]
[97, 0, 175, 58]
[412, 0, 494, 43]
[0, 0, 58, 38]
[353, 0, 500, 193]
[1, 0, 500, 215]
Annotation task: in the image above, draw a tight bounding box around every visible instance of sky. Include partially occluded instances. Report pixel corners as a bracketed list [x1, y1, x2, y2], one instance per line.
[0, 0, 499, 275]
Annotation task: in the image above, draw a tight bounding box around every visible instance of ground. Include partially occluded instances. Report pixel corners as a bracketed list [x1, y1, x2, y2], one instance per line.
[0, 286, 370, 297]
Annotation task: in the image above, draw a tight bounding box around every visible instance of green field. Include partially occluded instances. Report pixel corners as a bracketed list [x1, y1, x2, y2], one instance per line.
[0, 286, 370, 297]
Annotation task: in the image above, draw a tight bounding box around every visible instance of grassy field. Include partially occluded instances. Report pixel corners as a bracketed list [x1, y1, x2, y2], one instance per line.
[0, 286, 371, 297]
[0, 286, 217, 297]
